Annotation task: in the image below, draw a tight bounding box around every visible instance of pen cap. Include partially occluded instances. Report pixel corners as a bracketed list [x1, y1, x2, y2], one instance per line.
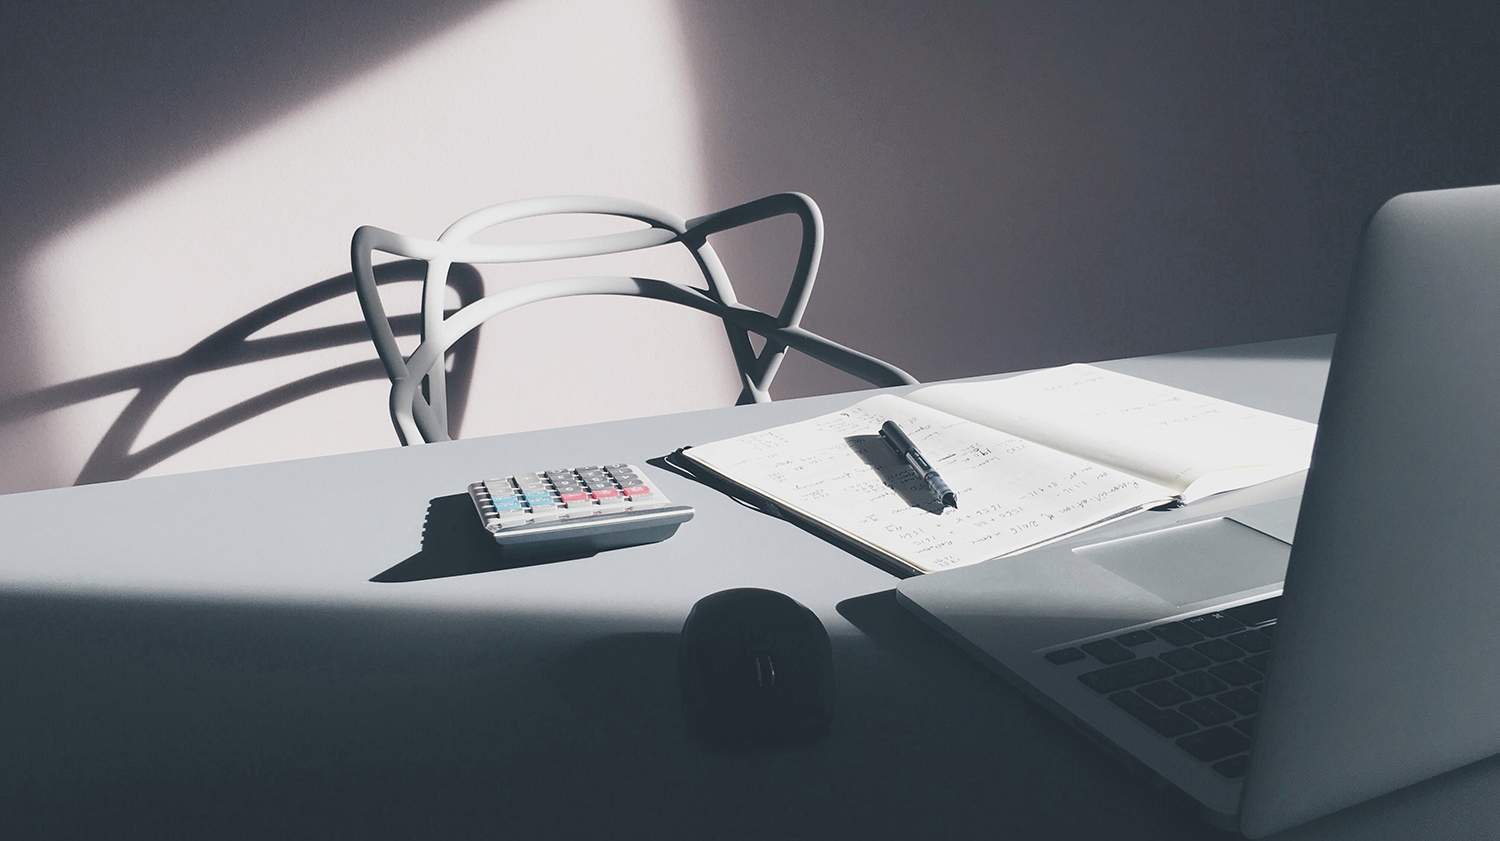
[880, 421, 932, 471]
[878, 420, 916, 452]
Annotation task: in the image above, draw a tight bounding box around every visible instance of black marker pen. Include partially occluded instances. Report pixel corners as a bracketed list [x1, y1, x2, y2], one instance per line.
[879, 420, 958, 510]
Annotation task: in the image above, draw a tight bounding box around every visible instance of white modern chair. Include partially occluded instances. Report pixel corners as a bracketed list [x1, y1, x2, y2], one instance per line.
[352, 192, 917, 445]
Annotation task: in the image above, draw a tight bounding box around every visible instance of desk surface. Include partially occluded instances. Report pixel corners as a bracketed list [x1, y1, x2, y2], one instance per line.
[4, 334, 1496, 839]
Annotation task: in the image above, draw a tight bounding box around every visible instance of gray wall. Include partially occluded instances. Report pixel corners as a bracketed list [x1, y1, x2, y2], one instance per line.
[1, 0, 1497, 494]
[684, 1, 1500, 397]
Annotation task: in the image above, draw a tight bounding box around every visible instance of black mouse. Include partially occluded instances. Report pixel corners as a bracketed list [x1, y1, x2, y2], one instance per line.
[679, 588, 834, 743]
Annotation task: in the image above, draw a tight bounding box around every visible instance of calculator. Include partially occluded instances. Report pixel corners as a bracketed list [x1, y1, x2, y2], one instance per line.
[467, 464, 694, 558]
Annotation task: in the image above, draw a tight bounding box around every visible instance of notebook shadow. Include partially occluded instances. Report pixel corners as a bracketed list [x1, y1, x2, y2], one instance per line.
[651, 453, 918, 579]
[370, 493, 600, 583]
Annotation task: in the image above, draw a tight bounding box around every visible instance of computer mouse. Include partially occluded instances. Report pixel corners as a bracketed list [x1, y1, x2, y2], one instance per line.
[679, 588, 834, 743]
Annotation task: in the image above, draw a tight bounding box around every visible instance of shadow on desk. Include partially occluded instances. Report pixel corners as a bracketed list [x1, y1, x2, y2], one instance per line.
[0, 585, 1254, 839]
[0, 589, 687, 837]
[372, 493, 600, 582]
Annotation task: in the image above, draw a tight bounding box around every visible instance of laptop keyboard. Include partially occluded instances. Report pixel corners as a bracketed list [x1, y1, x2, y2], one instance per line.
[1042, 595, 1280, 779]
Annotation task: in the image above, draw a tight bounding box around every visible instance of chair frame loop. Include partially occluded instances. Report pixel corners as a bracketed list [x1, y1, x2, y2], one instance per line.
[352, 193, 916, 445]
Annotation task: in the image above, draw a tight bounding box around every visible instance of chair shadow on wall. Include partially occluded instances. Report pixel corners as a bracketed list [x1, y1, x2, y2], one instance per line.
[0, 261, 483, 486]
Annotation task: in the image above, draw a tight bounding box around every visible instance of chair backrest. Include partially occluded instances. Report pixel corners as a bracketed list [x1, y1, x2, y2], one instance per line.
[351, 192, 916, 444]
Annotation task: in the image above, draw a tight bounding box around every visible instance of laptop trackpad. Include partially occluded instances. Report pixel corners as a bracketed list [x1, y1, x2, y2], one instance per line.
[1073, 518, 1290, 607]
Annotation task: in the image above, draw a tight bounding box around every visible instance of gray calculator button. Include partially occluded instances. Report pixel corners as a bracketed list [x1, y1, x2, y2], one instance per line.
[616, 478, 644, 488]
[484, 479, 517, 497]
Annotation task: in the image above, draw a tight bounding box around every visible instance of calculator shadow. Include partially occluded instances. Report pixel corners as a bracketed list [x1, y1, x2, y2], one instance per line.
[370, 493, 599, 583]
[845, 434, 946, 515]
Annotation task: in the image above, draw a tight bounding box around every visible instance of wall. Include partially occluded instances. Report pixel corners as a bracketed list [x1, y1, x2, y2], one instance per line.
[2, 0, 1497, 495]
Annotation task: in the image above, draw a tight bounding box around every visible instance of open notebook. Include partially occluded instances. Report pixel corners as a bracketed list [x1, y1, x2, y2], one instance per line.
[679, 364, 1317, 574]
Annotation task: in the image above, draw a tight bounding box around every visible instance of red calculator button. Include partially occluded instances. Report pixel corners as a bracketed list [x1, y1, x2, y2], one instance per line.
[559, 491, 590, 502]
[591, 488, 621, 500]
[621, 485, 652, 496]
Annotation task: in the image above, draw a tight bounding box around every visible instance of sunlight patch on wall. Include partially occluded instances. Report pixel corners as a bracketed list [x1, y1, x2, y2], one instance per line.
[21, 0, 733, 486]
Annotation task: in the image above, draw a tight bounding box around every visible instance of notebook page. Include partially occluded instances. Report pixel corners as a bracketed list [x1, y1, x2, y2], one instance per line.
[909, 364, 1318, 503]
[683, 394, 1173, 572]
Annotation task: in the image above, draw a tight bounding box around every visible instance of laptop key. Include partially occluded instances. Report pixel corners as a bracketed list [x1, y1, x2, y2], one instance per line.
[1078, 657, 1177, 693]
[1116, 630, 1157, 647]
[1226, 630, 1272, 653]
[1183, 612, 1245, 637]
[1080, 639, 1136, 664]
[1109, 690, 1199, 738]
[1217, 687, 1260, 715]
[1138, 680, 1192, 707]
[1159, 647, 1212, 671]
[1193, 639, 1244, 663]
[1151, 622, 1205, 647]
[1045, 647, 1087, 665]
[1243, 652, 1270, 674]
[1208, 661, 1261, 686]
[1177, 726, 1251, 762]
[1173, 670, 1229, 696]
[1179, 698, 1236, 727]
[1212, 754, 1250, 778]
[1234, 716, 1257, 737]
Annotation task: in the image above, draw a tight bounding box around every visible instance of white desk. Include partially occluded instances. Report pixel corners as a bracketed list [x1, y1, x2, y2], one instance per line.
[4, 335, 1495, 838]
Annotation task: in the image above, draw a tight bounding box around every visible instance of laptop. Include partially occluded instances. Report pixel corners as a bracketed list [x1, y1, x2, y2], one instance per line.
[896, 184, 1500, 837]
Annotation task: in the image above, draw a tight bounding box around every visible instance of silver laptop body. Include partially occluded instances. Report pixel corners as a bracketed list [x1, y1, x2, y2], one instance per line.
[896, 184, 1500, 836]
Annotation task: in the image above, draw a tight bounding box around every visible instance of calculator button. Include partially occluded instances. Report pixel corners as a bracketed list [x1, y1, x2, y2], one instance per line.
[492, 499, 526, 512]
[559, 491, 590, 502]
[565, 498, 596, 510]
[621, 485, 652, 498]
